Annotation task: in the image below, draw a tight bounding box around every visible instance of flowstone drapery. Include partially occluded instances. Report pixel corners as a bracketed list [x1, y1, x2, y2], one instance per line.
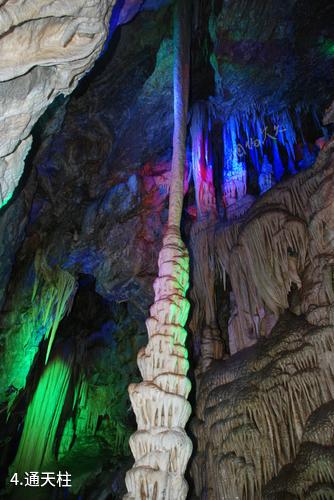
[189, 136, 334, 355]
[191, 314, 334, 499]
[189, 133, 334, 498]
[0, 251, 76, 406]
[10, 355, 73, 476]
[189, 103, 223, 375]
[190, 102, 216, 218]
[125, 1, 192, 498]
[190, 220, 224, 375]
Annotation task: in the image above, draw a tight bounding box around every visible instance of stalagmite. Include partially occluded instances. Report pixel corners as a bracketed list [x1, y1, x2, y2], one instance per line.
[125, 1, 192, 498]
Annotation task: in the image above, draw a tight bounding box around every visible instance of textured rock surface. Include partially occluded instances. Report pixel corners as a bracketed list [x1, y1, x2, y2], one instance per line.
[0, 1, 334, 498]
[190, 137, 334, 356]
[0, 0, 146, 208]
[263, 400, 334, 499]
[207, 0, 334, 115]
[190, 140, 334, 498]
[0, 176, 35, 310]
[0, 6, 176, 496]
[1, 5, 173, 316]
[191, 314, 334, 499]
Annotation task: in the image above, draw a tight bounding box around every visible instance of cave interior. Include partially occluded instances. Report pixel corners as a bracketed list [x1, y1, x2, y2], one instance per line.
[0, 0, 334, 499]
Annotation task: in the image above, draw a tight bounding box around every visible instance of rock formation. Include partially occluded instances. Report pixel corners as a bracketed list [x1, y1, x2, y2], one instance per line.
[190, 136, 334, 356]
[190, 137, 334, 498]
[0, 0, 144, 208]
[190, 102, 217, 218]
[125, 1, 193, 498]
[0, 1, 333, 499]
[192, 313, 334, 499]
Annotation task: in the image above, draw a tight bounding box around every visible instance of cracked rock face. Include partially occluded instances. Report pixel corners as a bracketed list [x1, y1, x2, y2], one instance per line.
[0, 0, 145, 208]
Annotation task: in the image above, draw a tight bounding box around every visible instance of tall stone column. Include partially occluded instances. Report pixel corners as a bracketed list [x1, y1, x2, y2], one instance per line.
[124, 1, 192, 498]
[125, 226, 192, 499]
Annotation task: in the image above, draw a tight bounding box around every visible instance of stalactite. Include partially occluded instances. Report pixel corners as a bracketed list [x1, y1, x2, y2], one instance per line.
[2, 252, 76, 408]
[125, 1, 192, 498]
[295, 104, 306, 144]
[209, 102, 324, 203]
[222, 116, 247, 215]
[190, 102, 217, 218]
[272, 140, 285, 180]
[189, 103, 223, 373]
[185, 137, 334, 360]
[10, 355, 73, 476]
[191, 316, 334, 499]
[215, 209, 308, 353]
[277, 109, 296, 167]
[298, 143, 316, 170]
[33, 250, 76, 363]
[258, 154, 275, 193]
